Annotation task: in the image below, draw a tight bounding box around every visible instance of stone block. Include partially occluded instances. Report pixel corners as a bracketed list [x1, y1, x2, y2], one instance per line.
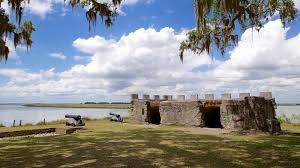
[131, 94, 139, 100]
[221, 93, 231, 100]
[154, 95, 160, 100]
[177, 95, 185, 101]
[167, 95, 173, 101]
[205, 94, 214, 100]
[239, 93, 250, 100]
[143, 94, 150, 100]
[260, 92, 272, 99]
[163, 95, 168, 100]
[190, 94, 199, 101]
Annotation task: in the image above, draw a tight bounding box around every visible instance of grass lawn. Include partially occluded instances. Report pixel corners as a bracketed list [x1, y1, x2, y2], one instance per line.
[24, 103, 131, 109]
[0, 120, 299, 168]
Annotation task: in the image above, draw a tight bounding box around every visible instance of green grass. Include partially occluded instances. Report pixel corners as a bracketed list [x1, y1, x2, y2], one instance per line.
[281, 123, 300, 133]
[0, 120, 299, 168]
[24, 103, 131, 109]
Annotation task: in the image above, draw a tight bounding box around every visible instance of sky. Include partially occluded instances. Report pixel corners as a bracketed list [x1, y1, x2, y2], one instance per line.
[0, 0, 300, 103]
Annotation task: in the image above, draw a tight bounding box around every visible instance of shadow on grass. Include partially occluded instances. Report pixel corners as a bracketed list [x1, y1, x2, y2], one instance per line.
[0, 126, 299, 168]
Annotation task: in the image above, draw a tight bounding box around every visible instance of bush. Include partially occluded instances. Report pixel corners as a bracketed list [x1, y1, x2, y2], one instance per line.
[278, 114, 300, 124]
[0, 123, 5, 127]
[278, 114, 291, 124]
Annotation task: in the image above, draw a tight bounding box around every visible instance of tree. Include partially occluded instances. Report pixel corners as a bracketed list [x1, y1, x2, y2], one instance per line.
[180, 0, 297, 61]
[0, 0, 298, 61]
[0, 0, 35, 61]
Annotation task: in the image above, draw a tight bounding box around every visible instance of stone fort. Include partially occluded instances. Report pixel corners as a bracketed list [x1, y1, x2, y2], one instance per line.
[130, 92, 281, 133]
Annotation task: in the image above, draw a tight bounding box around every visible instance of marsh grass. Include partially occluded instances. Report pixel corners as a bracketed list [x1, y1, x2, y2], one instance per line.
[36, 119, 67, 125]
[0, 120, 299, 167]
[278, 113, 300, 125]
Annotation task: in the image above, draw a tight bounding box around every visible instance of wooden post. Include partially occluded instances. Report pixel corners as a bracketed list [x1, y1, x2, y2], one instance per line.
[13, 120, 15, 127]
[44, 118, 46, 125]
[19, 120, 22, 127]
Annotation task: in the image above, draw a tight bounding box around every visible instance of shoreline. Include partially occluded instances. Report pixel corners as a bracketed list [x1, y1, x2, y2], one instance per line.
[24, 103, 131, 109]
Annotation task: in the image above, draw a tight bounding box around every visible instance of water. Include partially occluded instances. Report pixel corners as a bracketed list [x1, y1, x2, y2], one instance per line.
[0, 104, 129, 127]
[0, 105, 299, 127]
[276, 106, 300, 117]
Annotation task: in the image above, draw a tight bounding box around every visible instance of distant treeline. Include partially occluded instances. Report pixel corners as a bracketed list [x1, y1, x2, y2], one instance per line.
[84, 102, 130, 104]
[277, 103, 300, 106]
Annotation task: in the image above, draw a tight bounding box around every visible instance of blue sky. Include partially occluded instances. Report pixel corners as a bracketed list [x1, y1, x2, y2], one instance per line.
[1, 0, 300, 103]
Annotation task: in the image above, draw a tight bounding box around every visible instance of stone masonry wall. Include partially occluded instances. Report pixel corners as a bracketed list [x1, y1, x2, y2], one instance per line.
[160, 101, 202, 126]
[130, 92, 281, 133]
[130, 100, 150, 124]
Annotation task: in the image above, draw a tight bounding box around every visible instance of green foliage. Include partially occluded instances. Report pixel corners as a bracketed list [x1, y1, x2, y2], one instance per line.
[0, 0, 35, 61]
[0, 0, 122, 60]
[67, 0, 122, 30]
[180, 0, 298, 61]
[0, 123, 5, 127]
[278, 113, 291, 124]
[1, 0, 298, 62]
[278, 113, 300, 124]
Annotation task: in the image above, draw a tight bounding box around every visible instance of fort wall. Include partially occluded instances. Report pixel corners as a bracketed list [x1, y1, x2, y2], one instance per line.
[130, 92, 280, 133]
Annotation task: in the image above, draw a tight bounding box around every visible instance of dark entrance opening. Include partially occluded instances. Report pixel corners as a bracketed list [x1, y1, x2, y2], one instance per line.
[149, 102, 161, 124]
[203, 106, 222, 128]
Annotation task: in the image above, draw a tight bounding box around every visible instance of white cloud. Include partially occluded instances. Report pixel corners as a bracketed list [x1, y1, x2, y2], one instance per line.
[0, 20, 300, 103]
[294, 0, 300, 10]
[1, 0, 148, 18]
[1, 0, 10, 13]
[49, 52, 67, 60]
[73, 55, 87, 61]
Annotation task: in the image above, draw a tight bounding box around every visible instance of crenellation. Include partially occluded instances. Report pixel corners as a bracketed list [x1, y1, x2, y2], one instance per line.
[131, 94, 139, 100]
[166, 95, 173, 101]
[130, 92, 281, 133]
[260, 92, 272, 99]
[177, 95, 185, 101]
[239, 93, 250, 100]
[143, 94, 150, 100]
[154, 95, 160, 100]
[205, 94, 214, 100]
[163, 95, 168, 100]
[190, 94, 199, 101]
[221, 93, 231, 100]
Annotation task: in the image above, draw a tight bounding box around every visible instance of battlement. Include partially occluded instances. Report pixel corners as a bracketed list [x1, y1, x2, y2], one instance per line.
[130, 92, 273, 101]
[129, 91, 280, 134]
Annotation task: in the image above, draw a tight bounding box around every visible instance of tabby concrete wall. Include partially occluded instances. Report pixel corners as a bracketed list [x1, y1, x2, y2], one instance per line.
[130, 92, 280, 133]
[130, 100, 149, 123]
[160, 101, 202, 126]
[220, 97, 279, 132]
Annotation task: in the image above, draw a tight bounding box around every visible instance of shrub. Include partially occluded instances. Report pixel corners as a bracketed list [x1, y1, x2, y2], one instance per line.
[278, 114, 300, 124]
[278, 114, 291, 124]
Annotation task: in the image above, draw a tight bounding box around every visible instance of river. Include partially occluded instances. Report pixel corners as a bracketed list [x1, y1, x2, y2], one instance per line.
[0, 104, 299, 127]
[0, 104, 129, 127]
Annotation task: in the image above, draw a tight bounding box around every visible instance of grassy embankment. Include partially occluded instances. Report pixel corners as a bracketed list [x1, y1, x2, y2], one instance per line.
[24, 103, 131, 109]
[0, 118, 299, 168]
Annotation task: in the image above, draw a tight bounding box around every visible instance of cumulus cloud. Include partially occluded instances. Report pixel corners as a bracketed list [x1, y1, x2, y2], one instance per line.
[1, 0, 10, 13]
[294, 0, 300, 10]
[73, 55, 87, 61]
[49, 52, 67, 60]
[0, 20, 300, 103]
[23, 0, 150, 18]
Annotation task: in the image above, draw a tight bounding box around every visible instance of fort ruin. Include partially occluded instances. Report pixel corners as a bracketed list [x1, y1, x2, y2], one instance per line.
[130, 92, 281, 133]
